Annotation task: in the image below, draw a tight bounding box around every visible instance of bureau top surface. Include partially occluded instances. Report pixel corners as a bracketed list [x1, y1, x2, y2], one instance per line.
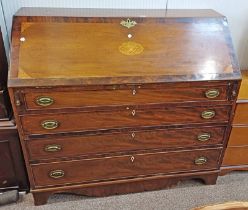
[9, 8, 241, 87]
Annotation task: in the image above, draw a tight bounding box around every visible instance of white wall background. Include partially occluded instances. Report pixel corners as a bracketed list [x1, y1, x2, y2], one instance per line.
[0, 0, 247, 69]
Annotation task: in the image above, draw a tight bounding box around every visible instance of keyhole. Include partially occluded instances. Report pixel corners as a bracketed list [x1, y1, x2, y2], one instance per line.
[131, 156, 135, 162]
[132, 110, 136, 116]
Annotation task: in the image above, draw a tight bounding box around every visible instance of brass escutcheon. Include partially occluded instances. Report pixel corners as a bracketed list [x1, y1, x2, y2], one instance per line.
[49, 170, 65, 179]
[205, 89, 220, 99]
[45, 144, 62, 152]
[131, 132, 135, 138]
[201, 110, 216, 119]
[197, 133, 211, 142]
[120, 18, 137, 29]
[41, 120, 59, 130]
[194, 157, 208, 165]
[36, 96, 54, 106]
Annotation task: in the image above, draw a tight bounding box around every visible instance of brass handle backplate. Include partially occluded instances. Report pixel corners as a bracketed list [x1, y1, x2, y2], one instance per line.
[195, 157, 208, 165]
[201, 110, 216, 119]
[36, 96, 54, 106]
[45, 144, 62, 152]
[49, 170, 65, 179]
[197, 133, 211, 142]
[205, 89, 220, 99]
[41, 120, 59, 130]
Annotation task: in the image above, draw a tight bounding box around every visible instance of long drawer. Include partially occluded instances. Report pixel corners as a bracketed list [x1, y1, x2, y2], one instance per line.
[26, 126, 226, 160]
[21, 106, 231, 135]
[31, 148, 222, 187]
[20, 84, 228, 111]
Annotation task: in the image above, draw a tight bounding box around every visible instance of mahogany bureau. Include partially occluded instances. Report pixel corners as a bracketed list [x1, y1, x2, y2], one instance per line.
[221, 70, 248, 174]
[8, 8, 241, 205]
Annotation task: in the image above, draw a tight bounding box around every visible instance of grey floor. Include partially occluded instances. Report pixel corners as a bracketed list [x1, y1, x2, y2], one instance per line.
[2, 171, 248, 210]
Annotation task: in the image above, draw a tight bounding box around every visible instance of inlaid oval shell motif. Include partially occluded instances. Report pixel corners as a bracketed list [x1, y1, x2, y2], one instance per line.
[119, 41, 144, 56]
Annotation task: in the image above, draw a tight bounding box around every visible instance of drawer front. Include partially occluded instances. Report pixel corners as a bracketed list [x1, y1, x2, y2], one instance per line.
[27, 126, 226, 160]
[227, 126, 248, 146]
[233, 103, 248, 124]
[31, 148, 221, 187]
[22, 85, 227, 111]
[222, 146, 248, 166]
[0, 141, 17, 188]
[21, 106, 231, 135]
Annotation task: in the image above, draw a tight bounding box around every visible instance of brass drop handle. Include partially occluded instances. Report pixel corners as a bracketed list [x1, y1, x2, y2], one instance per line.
[41, 120, 59, 130]
[49, 170, 65, 179]
[44, 144, 62, 152]
[131, 110, 136, 116]
[130, 156, 135, 162]
[194, 157, 208, 165]
[132, 89, 136, 95]
[201, 110, 215, 119]
[197, 133, 211, 142]
[36, 96, 54, 106]
[205, 89, 220, 99]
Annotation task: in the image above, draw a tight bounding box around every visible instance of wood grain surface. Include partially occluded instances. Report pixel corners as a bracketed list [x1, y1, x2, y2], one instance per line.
[8, 8, 241, 205]
[26, 126, 226, 161]
[31, 148, 221, 187]
[9, 8, 241, 87]
[22, 85, 228, 111]
[21, 105, 231, 135]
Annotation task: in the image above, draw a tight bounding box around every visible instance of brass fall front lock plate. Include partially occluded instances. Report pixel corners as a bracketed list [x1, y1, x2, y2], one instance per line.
[120, 18, 137, 29]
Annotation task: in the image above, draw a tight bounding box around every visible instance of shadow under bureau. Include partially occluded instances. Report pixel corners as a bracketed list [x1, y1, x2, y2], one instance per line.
[8, 8, 241, 205]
